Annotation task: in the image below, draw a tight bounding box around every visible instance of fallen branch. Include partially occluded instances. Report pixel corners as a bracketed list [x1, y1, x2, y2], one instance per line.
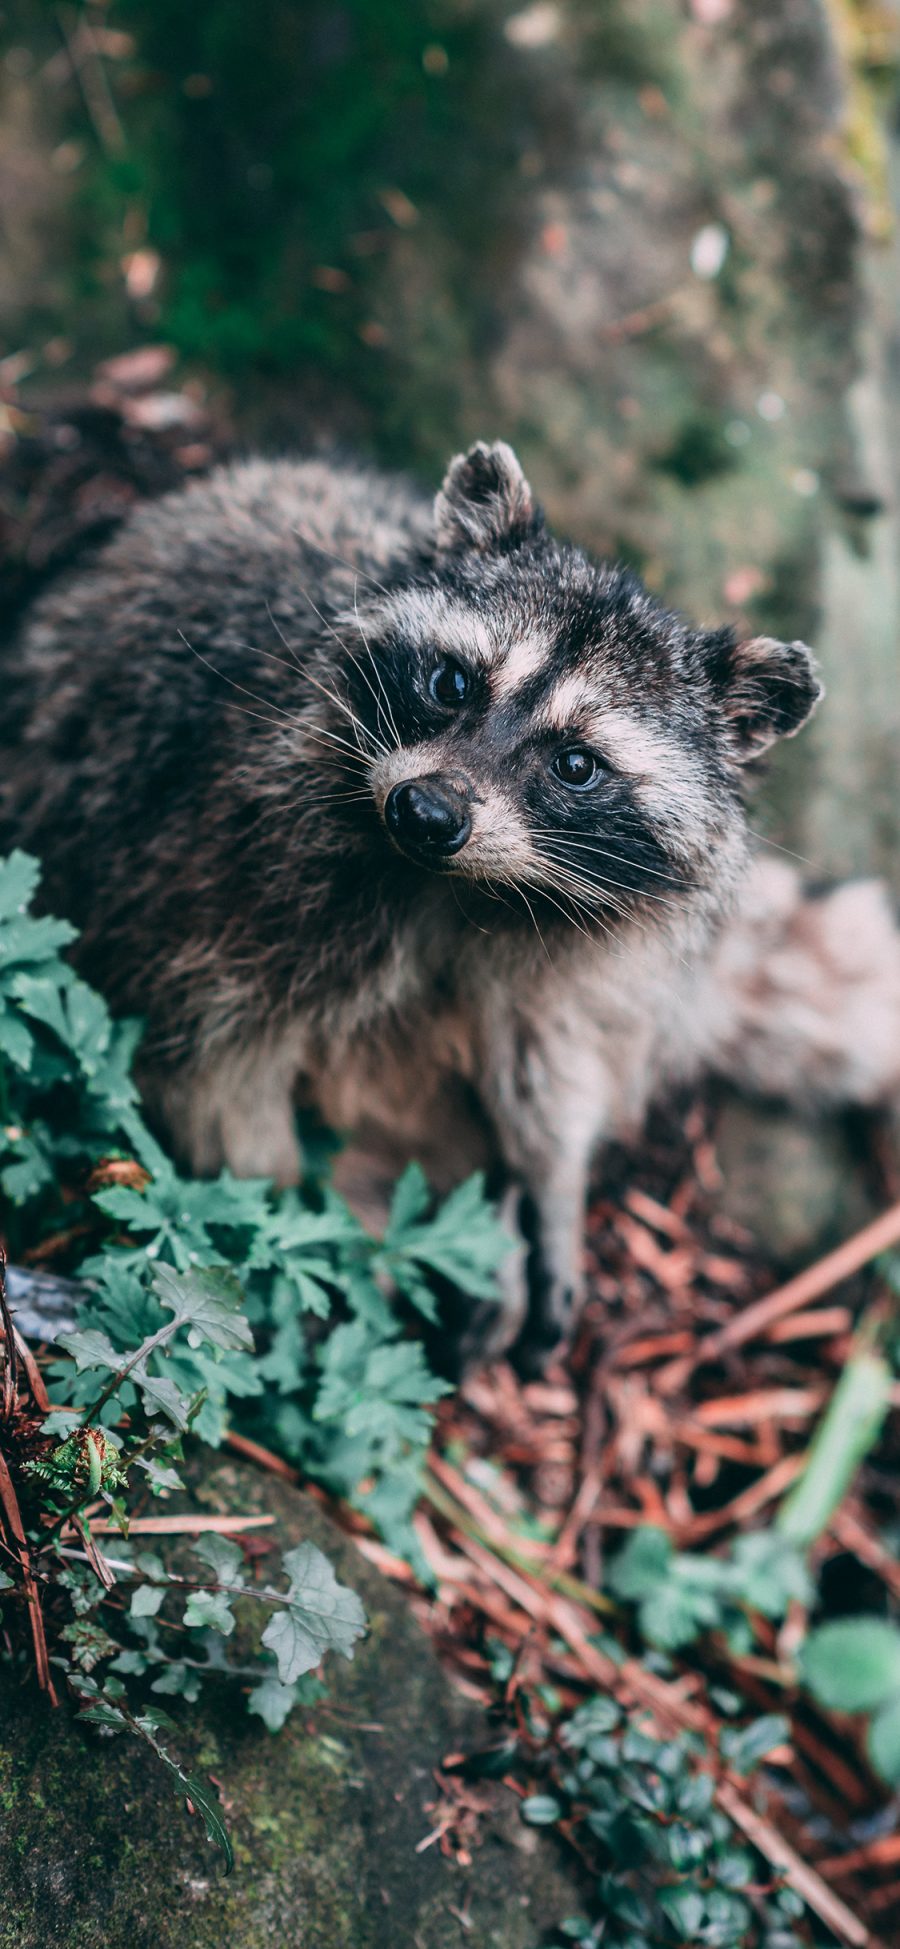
[657, 1200, 900, 1392]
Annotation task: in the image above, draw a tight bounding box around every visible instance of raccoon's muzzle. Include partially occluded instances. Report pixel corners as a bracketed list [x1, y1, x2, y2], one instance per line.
[384, 776, 472, 861]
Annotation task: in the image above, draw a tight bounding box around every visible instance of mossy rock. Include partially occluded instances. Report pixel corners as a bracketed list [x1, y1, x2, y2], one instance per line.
[0, 1460, 582, 1949]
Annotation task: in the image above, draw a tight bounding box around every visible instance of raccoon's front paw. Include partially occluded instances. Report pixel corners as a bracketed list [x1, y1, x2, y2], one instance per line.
[509, 1258, 581, 1379]
[456, 1180, 530, 1372]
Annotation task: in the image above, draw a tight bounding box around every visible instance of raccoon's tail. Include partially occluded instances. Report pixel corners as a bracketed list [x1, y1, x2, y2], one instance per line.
[687, 857, 900, 1114]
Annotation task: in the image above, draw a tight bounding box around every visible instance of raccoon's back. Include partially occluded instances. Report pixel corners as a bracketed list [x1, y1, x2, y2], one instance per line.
[0, 457, 425, 930]
[0, 456, 427, 1035]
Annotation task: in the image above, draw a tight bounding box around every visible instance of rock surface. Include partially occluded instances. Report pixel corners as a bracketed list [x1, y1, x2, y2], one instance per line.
[0, 1460, 582, 1949]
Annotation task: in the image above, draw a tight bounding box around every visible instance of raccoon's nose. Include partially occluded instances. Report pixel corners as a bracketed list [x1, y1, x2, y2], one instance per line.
[385, 777, 472, 858]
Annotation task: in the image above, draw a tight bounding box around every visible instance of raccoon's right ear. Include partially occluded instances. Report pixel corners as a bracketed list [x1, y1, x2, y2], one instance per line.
[701, 628, 823, 762]
[434, 441, 541, 553]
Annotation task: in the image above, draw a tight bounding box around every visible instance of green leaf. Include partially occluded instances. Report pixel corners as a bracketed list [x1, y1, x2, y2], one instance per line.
[261, 1543, 366, 1683]
[78, 1698, 128, 1732]
[719, 1713, 789, 1775]
[192, 1534, 245, 1585]
[152, 1264, 253, 1352]
[608, 1527, 673, 1601]
[658, 1886, 705, 1937]
[728, 1531, 813, 1618]
[800, 1617, 900, 1713]
[713, 1847, 755, 1889]
[183, 1588, 236, 1636]
[0, 849, 41, 922]
[248, 1677, 298, 1732]
[520, 1794, 561, 1825]
[0, 1010, 35, 1070]
[131, 1584, 166, 1619]
[57, 1328, 121, 1373]
[383, 1168, 511, 1303]
[132, 1367, 192, 1431]
[869, 1693, 900, 1784]
[179, 1774, 233, 1874]
[135, 1728, 233, 1875]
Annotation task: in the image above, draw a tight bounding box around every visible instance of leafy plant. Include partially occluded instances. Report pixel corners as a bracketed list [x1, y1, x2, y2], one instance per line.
[801, 1617, 900, 1787]
[607, 1524, 812, 1655]
[0, 851, 510, 1859]
[498, 1693, 806, 1949]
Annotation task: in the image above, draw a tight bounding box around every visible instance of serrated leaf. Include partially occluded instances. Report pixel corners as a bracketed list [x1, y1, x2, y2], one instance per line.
[57, 1327, 122, 1373]
[0, 1010, 35, 1070]
[261, 1543, 366, 1683]
[0, 849, 41, 921]
[64, 979, 111, 1073]
[383, 1161, 431, 1239]
[247, 1676, 298, 1732]
[132, 1366, 192, 1431]
[183, 1588, 236, 1635]
[78, 1698, 128, 1732]
[192, 1533, 245, 1586]
[12, 975, 72, 1045]
[152, 1263, 253, 1352]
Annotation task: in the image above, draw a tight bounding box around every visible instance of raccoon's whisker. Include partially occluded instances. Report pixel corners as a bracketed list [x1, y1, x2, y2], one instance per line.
[352, 578, 402, 753]
[535, 841, 686, 912]
[241, 633, 307, 684]
[297, 725, 374, 774]
[541, 859, 695, 969]
[177, 632, 317, 734]
[292, 530, 393, 599]
[745, 826, 813, 868]
[510, 882, 554, 962]
[297, 663, 387, 762]
[339, 622, 397, 753]
[178, 634, 371, 777]
[529, 828, 692, 894]
[526, 880, 604, 946]
[276, 581, 388, 757]
[265, 601, 311, 676]
[237, 635, 378, 765]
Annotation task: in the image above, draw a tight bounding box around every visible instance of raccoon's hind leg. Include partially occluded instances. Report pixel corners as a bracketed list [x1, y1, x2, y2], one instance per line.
[692, 860, 900, 1114]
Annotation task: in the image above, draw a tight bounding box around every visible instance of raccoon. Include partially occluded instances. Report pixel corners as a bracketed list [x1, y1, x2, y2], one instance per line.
[3, 441, 900, 1366]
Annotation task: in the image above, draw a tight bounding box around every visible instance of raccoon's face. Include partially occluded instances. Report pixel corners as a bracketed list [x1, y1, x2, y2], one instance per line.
[343, 443, 822, 931]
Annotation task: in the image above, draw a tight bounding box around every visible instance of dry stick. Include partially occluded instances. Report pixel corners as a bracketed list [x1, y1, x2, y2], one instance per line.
[225, 1428, 300, 1482]
[657, 1199, 900, 1395]
[718, 1783, 880, 1949]
[0, 1449, 58, 1705]
[87, 1512, 276, 1537]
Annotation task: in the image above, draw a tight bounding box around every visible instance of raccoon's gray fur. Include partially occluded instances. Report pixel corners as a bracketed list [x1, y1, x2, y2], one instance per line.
[3, 441, 900, 1366]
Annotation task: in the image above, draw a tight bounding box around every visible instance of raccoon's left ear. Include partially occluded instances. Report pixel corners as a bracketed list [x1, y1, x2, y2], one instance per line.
[435, 441, 541, 552]
[702, 630, 824, 761]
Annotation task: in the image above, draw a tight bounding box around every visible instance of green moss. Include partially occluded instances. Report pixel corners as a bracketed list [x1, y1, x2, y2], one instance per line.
[0, 1460, 582, 1948]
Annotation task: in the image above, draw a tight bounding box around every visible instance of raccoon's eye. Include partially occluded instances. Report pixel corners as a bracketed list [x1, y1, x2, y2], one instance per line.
[429, 655, 469, 708]
[552, 746, 602, 790]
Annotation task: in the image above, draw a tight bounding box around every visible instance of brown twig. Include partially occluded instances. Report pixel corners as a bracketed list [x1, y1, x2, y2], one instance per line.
[657, 1200, 900, 1393]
